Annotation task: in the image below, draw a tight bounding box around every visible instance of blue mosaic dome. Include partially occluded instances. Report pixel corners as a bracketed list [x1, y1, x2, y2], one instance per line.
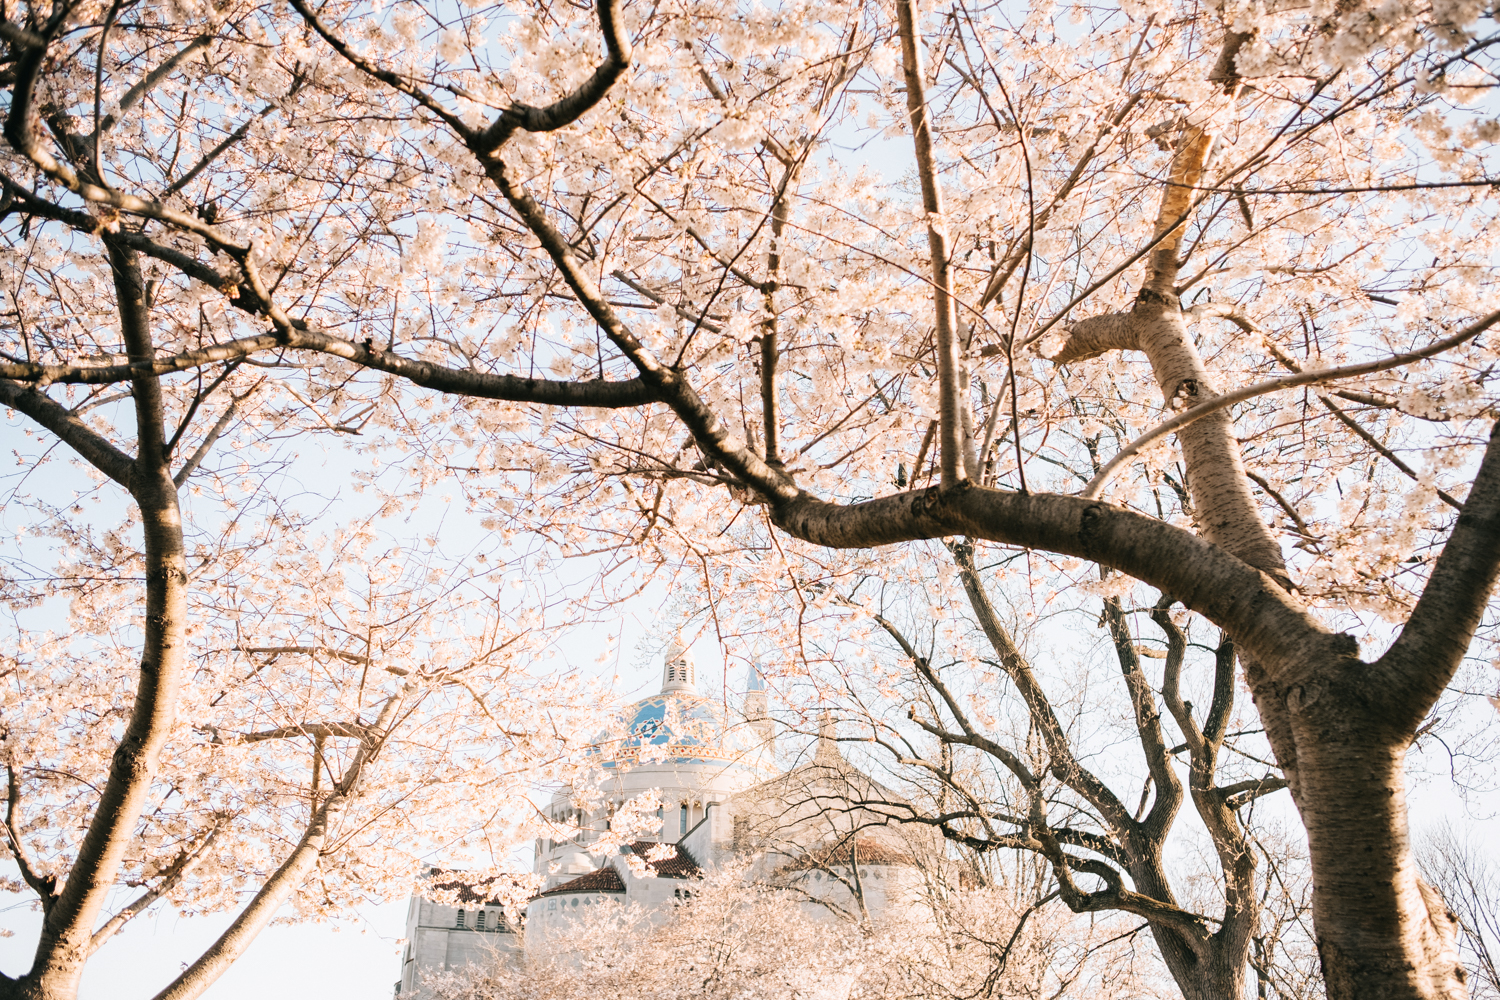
[592, 640, 766, 769]
[599, 692, 750, 767]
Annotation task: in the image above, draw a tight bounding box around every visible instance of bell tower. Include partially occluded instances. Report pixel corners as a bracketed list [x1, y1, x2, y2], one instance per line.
[661, 636, 697, 693]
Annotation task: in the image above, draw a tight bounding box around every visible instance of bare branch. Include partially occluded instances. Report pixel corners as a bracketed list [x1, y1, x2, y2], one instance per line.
[897, 0, 966, 487]
[88, 824, 223, 955]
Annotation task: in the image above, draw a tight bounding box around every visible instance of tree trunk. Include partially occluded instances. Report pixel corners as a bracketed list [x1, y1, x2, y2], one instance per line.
[0, 243, 189, 1000]
[1294, 723, 1467, 998]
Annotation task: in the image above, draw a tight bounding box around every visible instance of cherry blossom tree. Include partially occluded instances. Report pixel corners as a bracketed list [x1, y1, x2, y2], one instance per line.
[1, 473, 606, 1000]
[783, 541, 1321, 999]
[426, 862, 1149, 1000]
[4, 0, 1500, 996]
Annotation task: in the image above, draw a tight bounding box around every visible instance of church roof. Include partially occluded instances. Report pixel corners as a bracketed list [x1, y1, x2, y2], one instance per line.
[624, 841, 703, 879]
[426, 871, 533, 905]
[536, 866, 626, 897]
[584, 641, 770, 772]
[774, 837, 917, 873]
[534, 842, 703, 900]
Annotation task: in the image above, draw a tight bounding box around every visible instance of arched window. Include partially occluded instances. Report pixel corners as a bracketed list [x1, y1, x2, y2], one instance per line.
[455, 910, 466, 929]
[476, 911, 486, 931]
[680, 803, 689, 835]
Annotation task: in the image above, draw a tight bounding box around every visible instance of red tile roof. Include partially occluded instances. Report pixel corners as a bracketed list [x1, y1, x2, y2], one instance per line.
[625, 841, 703, 879]
[536, 866, 626, 897]
[775, 837, 916, 873]
[427, 871, 532, 905]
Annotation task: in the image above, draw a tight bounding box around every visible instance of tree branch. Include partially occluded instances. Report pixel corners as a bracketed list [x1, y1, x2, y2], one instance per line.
[0, 378, 135, 485]
[1042, 313, 1140, 365]
[88, 824, 222, 955]
[1377, 419, 1500, 729]
[469, 0, 633, 153]
[479, 154, 796, 499]
[150, 696, 402, 1000]
[93, 34, 212, 138]
[220, 721, 372, 744]
[5, 765, 57, 908]
[1101, 594, 1182, 840]
[1319, 395, 1463, 510]
[0, 325, 658, 408]
[32, 240, 190, 997]
[948, 541, 1137, 832]
[1083, 307, 1500, 499]
[897, 0, 966, 487]
[1220, 775, 1288, 809]
[773, 488, 1338, 686]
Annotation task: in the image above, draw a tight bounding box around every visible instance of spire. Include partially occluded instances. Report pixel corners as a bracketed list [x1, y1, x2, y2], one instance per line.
[814, 710, 841, 765]
[744, 665, 768, 715]
[744, 665, 774, 746]
[661, 635, 697, 694]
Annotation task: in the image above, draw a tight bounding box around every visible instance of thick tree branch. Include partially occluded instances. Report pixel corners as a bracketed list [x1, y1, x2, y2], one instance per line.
[0, 378, 135, 485]
[1220, 775, 1288, 809]
[1377, 419, 1500, 730]
[1043, 313, 1140, 365]
[1083, 307, 1500, 500]
[222, 721, 372, 744]
[30, 240, 189, 998]
[1153, 599, 1202, 755]
[897, 0, 966, 487]
[777, 490, 1335, 685]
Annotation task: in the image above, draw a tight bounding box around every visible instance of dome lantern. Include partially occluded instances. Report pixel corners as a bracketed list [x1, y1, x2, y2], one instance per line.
[661, 636, 697, 693]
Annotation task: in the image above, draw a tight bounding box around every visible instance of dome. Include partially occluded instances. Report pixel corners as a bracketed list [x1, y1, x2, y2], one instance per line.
[599, 691, 759, 769]
[587, 642, 772, 773]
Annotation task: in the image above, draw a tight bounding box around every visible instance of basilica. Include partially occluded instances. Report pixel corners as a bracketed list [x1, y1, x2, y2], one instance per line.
[394, 642, 925, 997]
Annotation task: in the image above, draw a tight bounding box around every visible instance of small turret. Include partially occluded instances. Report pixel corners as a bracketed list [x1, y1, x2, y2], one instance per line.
[814, 710, 842, 765]
[744, 666, 774, 745]
[661, 636, 697, 694]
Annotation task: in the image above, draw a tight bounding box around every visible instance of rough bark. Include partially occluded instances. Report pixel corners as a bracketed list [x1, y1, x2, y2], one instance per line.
[897, 0, 967, 487]
[2, 242, 189, 1000]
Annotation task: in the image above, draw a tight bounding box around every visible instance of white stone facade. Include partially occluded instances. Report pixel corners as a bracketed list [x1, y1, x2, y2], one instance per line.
[396, 646, 926, 997]
[395, 894, 521, 996]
